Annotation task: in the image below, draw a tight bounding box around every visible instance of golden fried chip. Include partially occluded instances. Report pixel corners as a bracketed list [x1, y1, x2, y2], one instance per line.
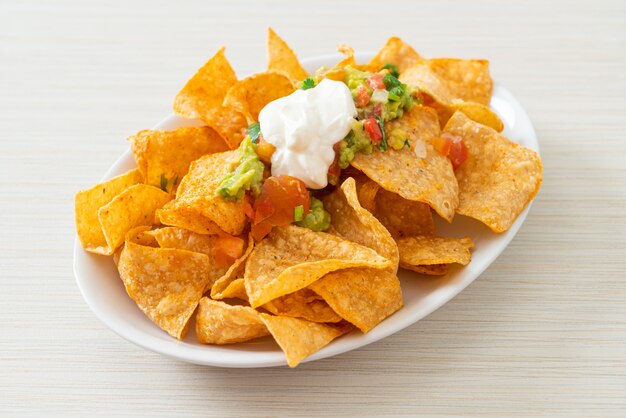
[404, 264, 448, 276]
[351, 171, 380, 212]
[175, 150, 248, 236]
[244, 225, 393, 308]
[350, 105, 459, 221]
[267, 28, 308, 82]
[223, 72, 295, 123]
[444, 111, 542, 232]
[211, 235, 254, 299]
[336, 44, 357, 67]
[196, 298, 269, 344]
[147, 227, 236, 291]
[118, 227, 211, 339]
[75, 169, 143, 254]
[156, 200, 222, 235]
[312, 178, 403, 332]
[374, 189, 435, 238]
[398, 236, 474, 268]
[128, 126, 229, 192]
[213, 278, 248, 301]
[263, 288, 342, 323]
[97, 184, 171, 255]
[401, 60, 502, 131]
[258, 313, 351, 368]
[368, 36, 423, 73]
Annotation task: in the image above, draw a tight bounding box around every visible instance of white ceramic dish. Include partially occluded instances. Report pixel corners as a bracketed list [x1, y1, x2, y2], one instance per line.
[74, 52, 540, 368]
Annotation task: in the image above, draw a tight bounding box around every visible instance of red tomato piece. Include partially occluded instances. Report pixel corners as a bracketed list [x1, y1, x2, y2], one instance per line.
[366, 73, 385, 90]
[251, 176, 311, 241]
[448, 137, 468, 170]
[212, 234, 245, 267]
[363, 118, 383, 145]
[432, 135, 453, 156]
[355, 86, 370, 108]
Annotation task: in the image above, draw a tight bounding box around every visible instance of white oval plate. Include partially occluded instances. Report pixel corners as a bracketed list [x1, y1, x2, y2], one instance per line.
[74, 52, 540, 368]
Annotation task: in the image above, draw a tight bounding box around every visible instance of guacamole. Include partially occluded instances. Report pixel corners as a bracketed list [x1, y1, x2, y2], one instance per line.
[296, 197, 331, 232]
[215, 136, 265, 200]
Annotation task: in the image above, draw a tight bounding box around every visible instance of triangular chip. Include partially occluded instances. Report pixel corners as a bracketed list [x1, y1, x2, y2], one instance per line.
[263, 288, 342, 323]
[75, 169, 142, 254]
[223, 71, 295, 123]
[212, 278, 248, 301]
[401, 60, 502, 131]
[267, 28, 308, 82]
[374, 188, 435, 238]
[312, 178, 403, 332]
[398, 236, 474, 268]
[336, 44, 357, 68]
[405, 263, 448, 276]
[258, 313, 351, 368]
[128, 126, 229, 192]
[196, 298, 269, 344]
[368, 36, 423, 73]
[174, 150, 248, 236]
[173, 47, 246, 148]
[350, 105, 459, 221]
[117, 227, 211, 339]
[97, 184, 172, 255]
[244, 225, 393, 308]
[444, 111, 542, 232]
[156, 200, 222, 235]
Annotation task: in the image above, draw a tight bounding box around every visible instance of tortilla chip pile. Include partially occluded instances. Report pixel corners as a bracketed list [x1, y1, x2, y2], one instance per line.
[75, 29, 542, 367]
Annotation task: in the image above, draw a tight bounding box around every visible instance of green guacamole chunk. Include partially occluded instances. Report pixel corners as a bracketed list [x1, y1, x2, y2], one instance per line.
[215, 136, 264, 201]
[296, 197, 331, 232]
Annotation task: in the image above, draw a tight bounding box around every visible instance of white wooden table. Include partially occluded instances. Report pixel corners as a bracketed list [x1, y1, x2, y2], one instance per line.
[1, 1, 625, 416]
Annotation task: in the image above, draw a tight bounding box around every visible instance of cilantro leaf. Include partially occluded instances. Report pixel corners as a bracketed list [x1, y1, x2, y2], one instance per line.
[247, 122, 261, 144]
[382, 63, 400, 78]
[375, 114, 387, 151]
[383, 73, 401, 89]
[301, 77, 316, 90]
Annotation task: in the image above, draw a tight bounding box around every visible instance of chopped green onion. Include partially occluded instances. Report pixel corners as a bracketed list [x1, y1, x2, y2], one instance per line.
[247, 122, 261, 144]
[160, 174, 168, 192]
[301, 77, 316, 90]
[387, 92, 401, 102]
[294, 205, 305, 222]
[382, 63, 400, 78]
[383, 73, 401, 89]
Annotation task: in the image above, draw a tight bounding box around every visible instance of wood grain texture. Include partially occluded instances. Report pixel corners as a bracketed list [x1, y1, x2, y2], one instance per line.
[1, 0, 625, 416]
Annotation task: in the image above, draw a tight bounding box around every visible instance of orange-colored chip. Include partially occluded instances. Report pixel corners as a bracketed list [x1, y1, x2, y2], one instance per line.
[156, 200, 223, 235]
[401, 60, 502, 131]
[223, 72, 295, 123]
[196, 298, 269, 344]
[75, 169, 143, 254]
[263, 288, 342, 323]
[213, 278, 248, 301]
[173, 47, 247, 148]
[397, 236, 474, 267]
[117, 227, 211, 339]
[211, 234, 255, 299]
[175, 150, 248, 236]
[350, 105, 459, 221]
[404, 264, 448, 276]
[374, 189, 435, 238]
[351, 171, 380, 213]
[312, 178, 403, 332]
[336, 44, 357, 68]
[368, 36, 423, 73]
[244, 225, 393, 308]
[97, 184, 171, 254]
[128, 126, 229, 192]
[258, 313, 352, 368]
[444, 111, 542, 232]
[267, 28, 308, 82]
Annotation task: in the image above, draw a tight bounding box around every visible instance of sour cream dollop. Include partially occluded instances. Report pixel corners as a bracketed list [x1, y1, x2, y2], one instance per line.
[258, 79, 357, 189]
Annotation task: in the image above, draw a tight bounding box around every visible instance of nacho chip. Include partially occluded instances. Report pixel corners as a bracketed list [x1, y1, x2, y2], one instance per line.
[374, 189, 435, 238]
[312, 178, 403, 332]
[146, 227, 236, 291]
[401, 61, 502, 131]
[350, 105, 459, 221]
[129, 126, 229, 192]
[156, 200, 223, 235]
[97, 184, 171, 255]
[336, 44, 357, 68]
[267, 28, 308, 82]
[223, 72, 295, 123]
[397, 236, 474, 267]
[351, 171, 380, 213]
[263, 288, 342, 323]
[258, 313, 351, 367]
[404, 263, 448, 276]
[213, 278, 248, 301]
[75, 169, 143, 254]
[173, 47, 246, 148]
[196, 298, 269, 344]
[118, 227, 211, 339]
[368, 36, 423, 73]
[175, 150, 248, 236]
[244, 225, 392, 308]
[444, 111, 542, 232]
[210, 235, 254, 299]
